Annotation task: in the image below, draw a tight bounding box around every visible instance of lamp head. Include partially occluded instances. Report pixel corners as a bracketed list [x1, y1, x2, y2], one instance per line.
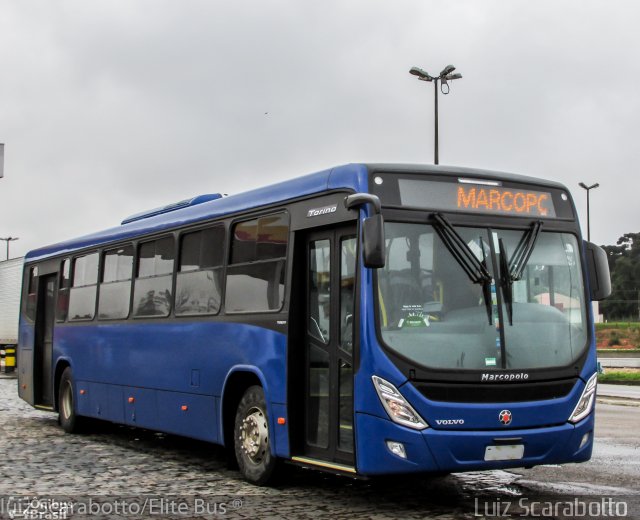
[440, 64, 456, 77]
[409, 67, 432, 81]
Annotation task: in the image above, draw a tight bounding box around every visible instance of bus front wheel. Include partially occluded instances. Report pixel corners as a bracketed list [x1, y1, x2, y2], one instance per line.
[233, 385, 279, 485]
[58, 367, 82, 433]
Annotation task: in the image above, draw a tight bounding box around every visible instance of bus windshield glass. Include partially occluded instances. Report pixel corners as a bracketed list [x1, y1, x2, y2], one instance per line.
[377, 222, 587, 371]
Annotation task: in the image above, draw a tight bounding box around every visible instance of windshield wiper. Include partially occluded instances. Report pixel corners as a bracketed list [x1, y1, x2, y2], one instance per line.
[432, 213, 493, 325]
[499, 220, 543, 325]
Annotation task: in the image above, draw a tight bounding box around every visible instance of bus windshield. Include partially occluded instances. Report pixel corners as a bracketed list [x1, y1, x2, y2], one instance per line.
[377, 222, 588, 371]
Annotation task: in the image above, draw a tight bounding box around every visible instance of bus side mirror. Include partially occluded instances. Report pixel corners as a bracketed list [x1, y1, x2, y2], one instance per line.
[344, 193, 385, 269]
[363, 214, 385, 268]
[584, 241, 611, 301]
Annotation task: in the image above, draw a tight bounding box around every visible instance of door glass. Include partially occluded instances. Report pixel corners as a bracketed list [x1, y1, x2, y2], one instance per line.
[307, 344, 329, 448]
[340, 237, 357, 355]
[338, 359, 354, 453]
[309, 240, 331, 344]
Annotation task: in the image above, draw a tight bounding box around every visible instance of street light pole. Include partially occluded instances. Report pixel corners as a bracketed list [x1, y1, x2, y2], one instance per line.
[409, 64, 462, 165]
[434, 78, 439, 165]
[578, 182, 599, 242]
[0, 236, 19, 260]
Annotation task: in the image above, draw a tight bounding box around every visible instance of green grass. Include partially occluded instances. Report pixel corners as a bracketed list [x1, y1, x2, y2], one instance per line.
[596, 322, 640, 330]
[598, 371, 640, 383]
[597, 348, 640, 352]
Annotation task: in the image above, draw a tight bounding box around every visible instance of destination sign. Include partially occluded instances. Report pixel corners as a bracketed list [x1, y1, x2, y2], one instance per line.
[398, 179, 557, 218]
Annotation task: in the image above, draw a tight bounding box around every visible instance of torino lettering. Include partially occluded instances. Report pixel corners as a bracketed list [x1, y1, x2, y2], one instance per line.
[307, 205, 338, 218]
[457, 186, 549, 216]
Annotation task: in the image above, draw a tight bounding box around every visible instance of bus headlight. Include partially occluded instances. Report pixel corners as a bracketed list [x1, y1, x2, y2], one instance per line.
[372, 376, 428, 430]
[568, 373, 598, 424]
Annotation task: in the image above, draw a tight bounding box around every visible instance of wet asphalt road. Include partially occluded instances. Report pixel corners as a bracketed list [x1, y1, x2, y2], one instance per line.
[0, 378, 638, 519]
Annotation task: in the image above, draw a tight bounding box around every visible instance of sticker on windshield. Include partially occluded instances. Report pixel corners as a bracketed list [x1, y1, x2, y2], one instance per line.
[467, 238, 490, 262]
[485, 357, 497, 367]
[398, 305, 430, 328]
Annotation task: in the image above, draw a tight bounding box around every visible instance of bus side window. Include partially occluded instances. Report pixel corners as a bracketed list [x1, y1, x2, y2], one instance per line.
[175, 226, 225, 316]
[98, 245, 134, 320]
[56, 259, 71, 322]
[225, 213, 289, 313]
[132, 237, 174, 318]
[68, 253, 99, 321]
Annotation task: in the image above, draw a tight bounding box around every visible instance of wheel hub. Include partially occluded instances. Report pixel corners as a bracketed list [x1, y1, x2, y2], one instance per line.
[239, 407, 268, 464]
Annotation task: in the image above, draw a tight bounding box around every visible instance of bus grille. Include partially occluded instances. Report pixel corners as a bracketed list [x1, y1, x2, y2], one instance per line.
[413, 378, 578, 403]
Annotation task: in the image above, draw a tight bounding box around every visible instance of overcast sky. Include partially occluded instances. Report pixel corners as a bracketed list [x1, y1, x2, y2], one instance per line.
[1, 0, 638, 259]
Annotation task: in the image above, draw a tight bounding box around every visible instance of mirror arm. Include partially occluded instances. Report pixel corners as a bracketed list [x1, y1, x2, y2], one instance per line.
[344, 193, 381, 214]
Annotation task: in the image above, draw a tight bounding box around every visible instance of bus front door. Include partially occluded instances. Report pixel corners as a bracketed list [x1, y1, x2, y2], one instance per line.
[300, 226, 357, 468]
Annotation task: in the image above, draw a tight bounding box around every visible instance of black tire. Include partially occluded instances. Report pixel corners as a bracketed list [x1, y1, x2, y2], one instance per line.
[234, 385, 279, 485]
[58, 367, 82, 433]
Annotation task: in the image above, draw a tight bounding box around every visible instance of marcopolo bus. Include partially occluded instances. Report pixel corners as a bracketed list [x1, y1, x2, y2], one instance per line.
[17, 164, 610, 484]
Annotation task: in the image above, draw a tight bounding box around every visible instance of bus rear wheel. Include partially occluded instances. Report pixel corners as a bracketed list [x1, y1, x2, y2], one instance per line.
[58, 367, 82, 433]
[234, 386, 278, 485]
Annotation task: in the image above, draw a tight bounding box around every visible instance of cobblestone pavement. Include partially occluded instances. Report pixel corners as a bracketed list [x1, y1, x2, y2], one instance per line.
[0, 378, 638, 519]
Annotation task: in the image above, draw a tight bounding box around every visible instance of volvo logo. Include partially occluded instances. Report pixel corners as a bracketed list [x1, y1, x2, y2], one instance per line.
[498, 409, 513, 425]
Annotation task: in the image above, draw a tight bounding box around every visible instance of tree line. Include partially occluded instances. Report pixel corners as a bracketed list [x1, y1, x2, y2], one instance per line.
[600, 233, 640, 320]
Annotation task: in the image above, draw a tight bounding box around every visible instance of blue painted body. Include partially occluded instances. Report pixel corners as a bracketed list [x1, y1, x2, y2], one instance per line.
[56, 321, 287, 449]
[20, 163, 597, 476]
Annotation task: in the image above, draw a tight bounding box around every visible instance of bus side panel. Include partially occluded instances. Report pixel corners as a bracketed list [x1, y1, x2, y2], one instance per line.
[52, 321, 286, 445]
[156, 389, 218, 442]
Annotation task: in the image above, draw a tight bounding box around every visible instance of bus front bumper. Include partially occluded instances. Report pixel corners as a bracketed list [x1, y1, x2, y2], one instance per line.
[355, 412, 594, 476]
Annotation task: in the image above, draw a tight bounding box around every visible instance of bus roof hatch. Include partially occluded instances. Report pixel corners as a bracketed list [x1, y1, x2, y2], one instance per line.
[121, 194, 224, 225]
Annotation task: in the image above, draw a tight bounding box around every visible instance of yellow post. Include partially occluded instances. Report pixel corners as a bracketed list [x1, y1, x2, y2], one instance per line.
[3, 347, 16, 373]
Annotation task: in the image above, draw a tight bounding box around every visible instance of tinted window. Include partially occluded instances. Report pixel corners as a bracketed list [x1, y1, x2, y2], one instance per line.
[56, 259, 71, 322]
[225, 213, 289, 313]
[231, 219, 258, 264]
[179, 227, 224, 271]
[231, 214, 288, 263]
[225, 260, 285, 312]
[257, 213, 288, 260]
[99, 246, 133, 320]
[72, 253, 99, 287]
[60, 259, 71, 289]
[69, 253, 99, 321]
[176, 227, 225, 316]
[133, 237, 174, 318]
[25, 266, 38, 321]
[103, 246, 133, 283]
[138, 237, 174, 278]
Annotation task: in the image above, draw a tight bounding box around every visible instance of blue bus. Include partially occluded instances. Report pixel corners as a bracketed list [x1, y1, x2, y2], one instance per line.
[17, 164, 611, 484]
